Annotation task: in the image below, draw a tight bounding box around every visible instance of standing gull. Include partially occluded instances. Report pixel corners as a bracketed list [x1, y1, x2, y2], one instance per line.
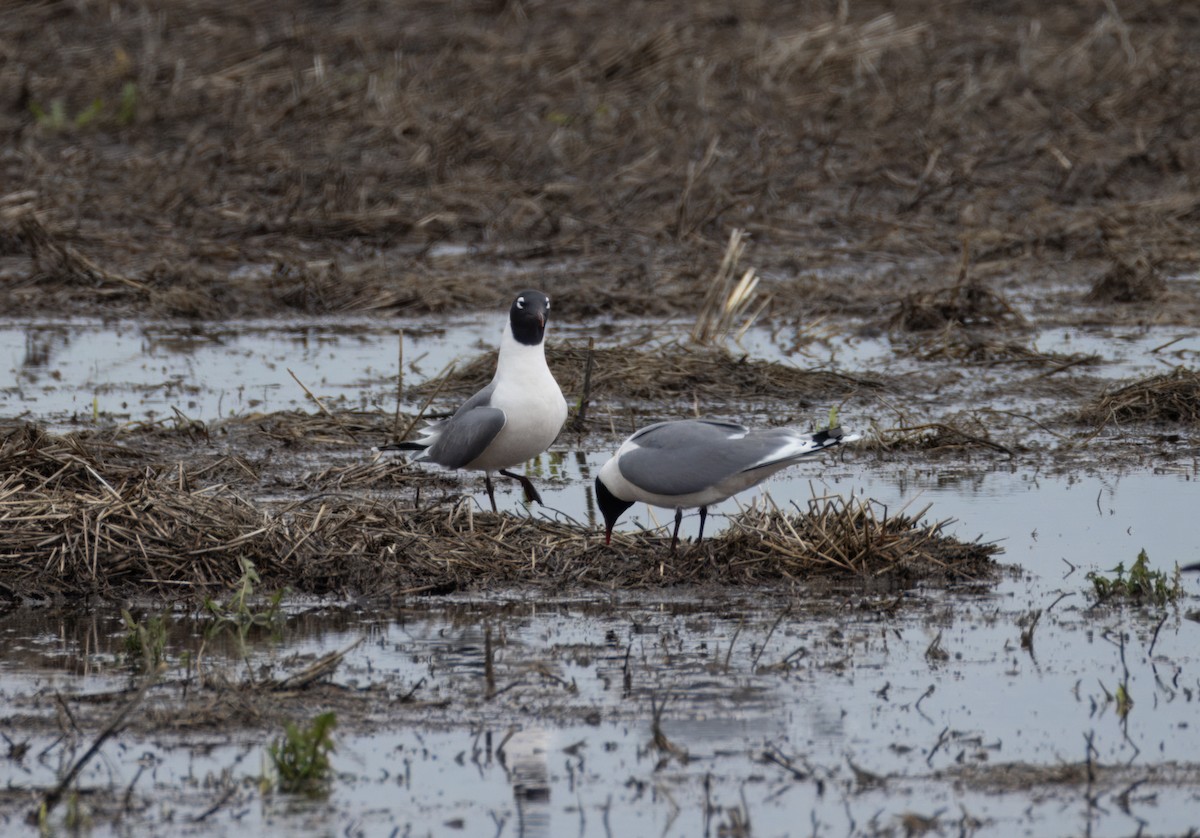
[388, 290, 567, 512]
[595, 419, 857, 550]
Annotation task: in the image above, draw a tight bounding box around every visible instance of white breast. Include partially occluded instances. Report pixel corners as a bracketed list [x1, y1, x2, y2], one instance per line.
[466, 326, 567, 471]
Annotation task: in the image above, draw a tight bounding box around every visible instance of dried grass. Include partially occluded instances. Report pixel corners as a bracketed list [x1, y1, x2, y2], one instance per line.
[714, 494, 998, 585]
[757, 12, 929, 84]
[1077, 368, 1200, 427]
[0, 425, 998, 600]
[889, 280, 1026, 334]
[690, 228, 767, 345]
[18, 215, 145, 293]
[410, 341, 880, 408]
[1086, 254, 1167, 304]
[908, 327, 1099, 370]
[861, 413, 1013, 457]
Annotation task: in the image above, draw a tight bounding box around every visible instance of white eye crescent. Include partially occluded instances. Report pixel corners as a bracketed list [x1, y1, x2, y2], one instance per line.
[516, 297, 525, 309]
[545, 297, 550, 310]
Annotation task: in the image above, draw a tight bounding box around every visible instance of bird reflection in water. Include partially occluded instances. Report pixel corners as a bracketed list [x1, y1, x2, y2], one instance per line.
[500, 726, 550, 838]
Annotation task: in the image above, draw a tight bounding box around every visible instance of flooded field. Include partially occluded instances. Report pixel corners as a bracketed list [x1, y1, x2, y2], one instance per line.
[6, 314, 1199, 430]
[2, 312, 1199, 836]
[4, 0, 1200, 834]
[2, 581, 1198, 838]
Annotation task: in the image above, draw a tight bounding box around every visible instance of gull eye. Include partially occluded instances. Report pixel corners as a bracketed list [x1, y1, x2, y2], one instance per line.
[515, 297, 525, 310]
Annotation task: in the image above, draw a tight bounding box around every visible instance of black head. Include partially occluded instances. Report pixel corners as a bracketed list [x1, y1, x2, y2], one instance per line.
[594, 475, 634, 545]
[508, 290, 551, 347]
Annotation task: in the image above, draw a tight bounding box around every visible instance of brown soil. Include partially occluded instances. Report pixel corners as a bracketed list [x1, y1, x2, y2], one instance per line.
[1, 0, 1198, 326]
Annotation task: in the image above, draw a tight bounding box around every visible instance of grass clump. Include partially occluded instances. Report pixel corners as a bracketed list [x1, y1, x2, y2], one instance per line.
[410, 340, 878, 407]
[121, 610, 169, 673]
[267, 712, 338, 796]
[888, 280, 1026, 333]
[0, 424, 1000, 598]
[1086, 255, 1166, 304]
[1087, 549, 1181, 607]
[1077, 369, 1200, 427]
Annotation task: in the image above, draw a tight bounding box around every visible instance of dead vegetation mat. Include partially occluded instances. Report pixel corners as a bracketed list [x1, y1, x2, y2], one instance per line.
[0, 425, 997, 600]
[1077, 367, 1200, 427]
[411, 341, 881, 407]
[889, 280, 1027, 334]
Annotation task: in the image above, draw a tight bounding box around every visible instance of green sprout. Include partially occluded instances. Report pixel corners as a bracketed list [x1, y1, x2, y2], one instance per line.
[1115, 682, 1134, 720]
[1087, 549, 1181, 607]
[121, 609, 169, 673]
[198, 558, 285, 683]
[117, 82, 138, 126]
[267, 712, 338, 795]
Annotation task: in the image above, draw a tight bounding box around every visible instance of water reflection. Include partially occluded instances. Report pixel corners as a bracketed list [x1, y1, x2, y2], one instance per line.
[2, 583, 1199, 836]
[502, 727, 550, 838]
[0, 317, 600, 425]
[21, 325, 69, 371]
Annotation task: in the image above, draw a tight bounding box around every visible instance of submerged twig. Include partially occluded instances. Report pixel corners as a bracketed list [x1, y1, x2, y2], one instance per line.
[30, 669, 161, 825]
[269, 636, 364, 691]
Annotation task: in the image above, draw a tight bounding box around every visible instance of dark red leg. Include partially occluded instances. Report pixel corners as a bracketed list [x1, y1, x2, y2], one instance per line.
[484, 472, 498, 512]
[499, 468, 543, 505]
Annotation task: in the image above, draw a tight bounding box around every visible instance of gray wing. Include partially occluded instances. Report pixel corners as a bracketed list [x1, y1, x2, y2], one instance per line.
[618, 419, 763, 496]
[619, 420, 840, 496]
[423, 383, 506, 468]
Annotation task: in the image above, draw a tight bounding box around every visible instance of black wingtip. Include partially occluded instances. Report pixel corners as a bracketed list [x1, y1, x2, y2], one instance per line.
[379, 441, 428, 452]
[811, 426, 844, 446]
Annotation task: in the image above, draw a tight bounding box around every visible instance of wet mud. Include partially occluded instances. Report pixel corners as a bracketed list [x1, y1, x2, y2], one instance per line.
[2, 0, 1200, 835]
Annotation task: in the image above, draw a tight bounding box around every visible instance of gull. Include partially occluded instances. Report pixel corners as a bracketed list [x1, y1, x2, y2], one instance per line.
[388, 290, 567, 512]
[594, 419, 857, 550]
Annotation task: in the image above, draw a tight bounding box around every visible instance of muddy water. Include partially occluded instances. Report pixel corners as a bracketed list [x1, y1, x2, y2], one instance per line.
[2, 316, 1199, 836]
[6, 316, 1198, 427]
[0, 316, 509, 424]
[2, 575, 1198, 837]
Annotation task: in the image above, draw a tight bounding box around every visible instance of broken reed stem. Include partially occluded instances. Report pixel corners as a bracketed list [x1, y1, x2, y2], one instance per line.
[690, 228, 766, 345]
[393, 329, 404, 437]
[31, 667, 162, 825]
[287, 368, 358, 443]
[395, 360, 457, 443]
[691, 227, 747, 344]
[571, 337, 595, 432]
[484, 624, 496, 699]
[20, 213, 147, 291]
[270, 637, 363, 691]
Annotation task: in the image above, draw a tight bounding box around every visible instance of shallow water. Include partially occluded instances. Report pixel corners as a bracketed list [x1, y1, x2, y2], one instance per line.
[2, 576, 1198, 837]
[3, 314, 1199, 836]
[512, 454, 1200, 582]
[4, 317, 1198, 427]
[3, 460, 1199, 836]
[0, 316, 503, 425]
